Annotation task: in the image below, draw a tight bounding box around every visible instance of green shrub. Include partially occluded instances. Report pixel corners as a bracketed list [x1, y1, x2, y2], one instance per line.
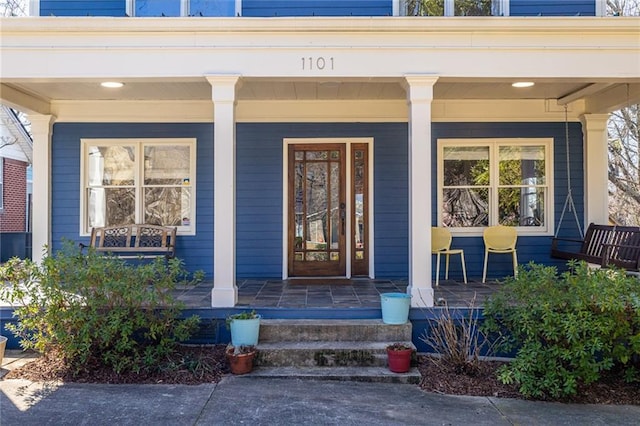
[0, 241, 202, 375]
[483, 261, 640, 399]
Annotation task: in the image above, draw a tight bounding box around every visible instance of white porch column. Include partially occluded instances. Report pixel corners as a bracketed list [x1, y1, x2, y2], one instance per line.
[580, 114, 610, 226]
[403, 75, 438, 308]
[29, 114, 55, 263]
[207, 75, 241, 307]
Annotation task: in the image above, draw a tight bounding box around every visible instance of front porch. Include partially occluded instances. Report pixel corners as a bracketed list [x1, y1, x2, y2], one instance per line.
[175, 278, 501, 310]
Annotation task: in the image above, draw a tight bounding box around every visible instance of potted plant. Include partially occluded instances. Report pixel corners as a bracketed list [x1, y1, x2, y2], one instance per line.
[225, 344, 257, 375]
[386, 342, 414, 373]
[226, 310, 261, 347]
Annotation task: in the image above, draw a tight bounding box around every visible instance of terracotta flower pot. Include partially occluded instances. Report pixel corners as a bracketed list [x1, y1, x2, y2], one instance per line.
[386, 346, 413, 373]
[226, 346, 257, 375]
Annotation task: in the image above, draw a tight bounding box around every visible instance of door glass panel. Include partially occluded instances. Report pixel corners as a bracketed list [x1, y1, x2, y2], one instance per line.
[330, 161, 340, 250]
[306, 151, 328, 160]
[354, 150, 365, 251]
[294, 162, 304, 248]
[330, 252, 339, 261]
[305, 162, 328, 256]
[306, 252, 329, 261]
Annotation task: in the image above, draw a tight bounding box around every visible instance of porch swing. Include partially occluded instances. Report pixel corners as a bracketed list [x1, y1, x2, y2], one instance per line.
[550, 105, 640, 269]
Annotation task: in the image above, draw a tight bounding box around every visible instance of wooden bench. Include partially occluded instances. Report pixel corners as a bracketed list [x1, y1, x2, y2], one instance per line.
[81, 224, 176, 259]
[602, 237, 640, 274]
[551, 223, 640, 271]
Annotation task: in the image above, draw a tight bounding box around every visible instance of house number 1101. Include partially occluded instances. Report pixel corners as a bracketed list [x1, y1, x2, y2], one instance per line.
[301, 57, 334, 71]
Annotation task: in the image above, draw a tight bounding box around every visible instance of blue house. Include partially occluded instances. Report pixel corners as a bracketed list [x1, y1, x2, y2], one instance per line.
[0, 0, 638, 309]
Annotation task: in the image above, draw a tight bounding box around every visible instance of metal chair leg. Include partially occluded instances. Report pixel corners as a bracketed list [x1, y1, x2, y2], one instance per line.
[482, 249, 489, 283]
[460, 251, 468, 284]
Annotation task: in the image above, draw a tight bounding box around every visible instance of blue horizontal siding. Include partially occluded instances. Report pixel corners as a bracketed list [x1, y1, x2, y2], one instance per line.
[242, 0, 392, 17]
[510, 0, 596, 16]
[50, 120, 586, 283]
[40, 0, 127, 16]
[50, 123, 214, 276]
[431, 122, 584, 281]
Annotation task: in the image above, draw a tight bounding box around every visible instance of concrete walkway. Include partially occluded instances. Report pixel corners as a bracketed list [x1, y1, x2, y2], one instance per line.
[1, 364, 638, 425]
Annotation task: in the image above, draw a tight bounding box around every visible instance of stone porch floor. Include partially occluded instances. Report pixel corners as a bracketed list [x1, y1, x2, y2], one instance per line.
[174, 278, 501, 309]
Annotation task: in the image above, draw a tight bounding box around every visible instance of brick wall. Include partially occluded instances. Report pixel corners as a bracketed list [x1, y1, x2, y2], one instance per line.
[0, 157, 28, 232]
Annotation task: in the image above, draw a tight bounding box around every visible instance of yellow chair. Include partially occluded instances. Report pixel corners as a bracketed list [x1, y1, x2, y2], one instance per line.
[482, 225, 518, 283]
[431, 227, 467, 286]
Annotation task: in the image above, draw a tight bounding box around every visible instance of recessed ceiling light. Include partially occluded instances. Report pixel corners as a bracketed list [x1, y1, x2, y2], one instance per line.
[101, 81, 124, 88]
[512, 82, 535, 88]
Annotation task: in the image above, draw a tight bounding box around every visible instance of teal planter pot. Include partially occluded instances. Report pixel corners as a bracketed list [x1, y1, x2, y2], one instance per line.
[230, 316, 261, 346]
[380, 293, 411, 324]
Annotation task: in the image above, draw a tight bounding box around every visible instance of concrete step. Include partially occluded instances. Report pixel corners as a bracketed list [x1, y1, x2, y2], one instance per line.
[258, 319, 412, 343]
[237, 366, 422, 384]
[255, 341, 416, 368]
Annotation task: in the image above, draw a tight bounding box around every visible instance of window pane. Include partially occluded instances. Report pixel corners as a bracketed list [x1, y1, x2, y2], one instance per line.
[88, 188, 135, 228]
[190, 0, 235, 16]
[406, 0, 444, 16]
[136, 0, 180, 16]
[499, 146, 546, 186]
[455, 0, 494, 16]
[442, 188, 489, 227]
[443, 146, 489, 186]
[144, 187, 191, 227]
[88, 146, 135, 186]
[144, 145, 190, 185]
[499, 188, 545, 227]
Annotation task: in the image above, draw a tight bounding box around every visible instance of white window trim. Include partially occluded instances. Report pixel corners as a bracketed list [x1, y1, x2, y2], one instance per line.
[29, 0, 39, 16]
[80, 138, 197, 236]
[437, 138, 554, 237]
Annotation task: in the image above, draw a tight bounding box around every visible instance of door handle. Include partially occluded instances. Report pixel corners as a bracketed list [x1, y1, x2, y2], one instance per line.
[340, 203, 346, 236]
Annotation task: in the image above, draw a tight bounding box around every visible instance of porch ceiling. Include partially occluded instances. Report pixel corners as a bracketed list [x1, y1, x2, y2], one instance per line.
[3, 78, 639, 113]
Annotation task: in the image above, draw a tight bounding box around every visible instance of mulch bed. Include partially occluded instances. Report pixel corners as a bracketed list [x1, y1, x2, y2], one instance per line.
[4, 345, 229, 385]
[418, 355, 640, 405]
[5, 347, 639, 405]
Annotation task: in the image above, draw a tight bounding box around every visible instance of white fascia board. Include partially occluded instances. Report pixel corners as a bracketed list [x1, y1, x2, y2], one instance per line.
[1, 17, 638, 80]
[49, 98, 585, 123]
[2, 48, 638, 81]
[585, 83, 640, 113]
[0, 84, 50, 115]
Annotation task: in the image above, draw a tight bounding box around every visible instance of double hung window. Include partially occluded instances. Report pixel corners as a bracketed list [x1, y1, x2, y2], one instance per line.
[82, 139, 196, 235]
[438, 138, 553, 235]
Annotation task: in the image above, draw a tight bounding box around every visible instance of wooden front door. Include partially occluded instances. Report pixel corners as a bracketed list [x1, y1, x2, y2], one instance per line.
[288, 144, 346, 277]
